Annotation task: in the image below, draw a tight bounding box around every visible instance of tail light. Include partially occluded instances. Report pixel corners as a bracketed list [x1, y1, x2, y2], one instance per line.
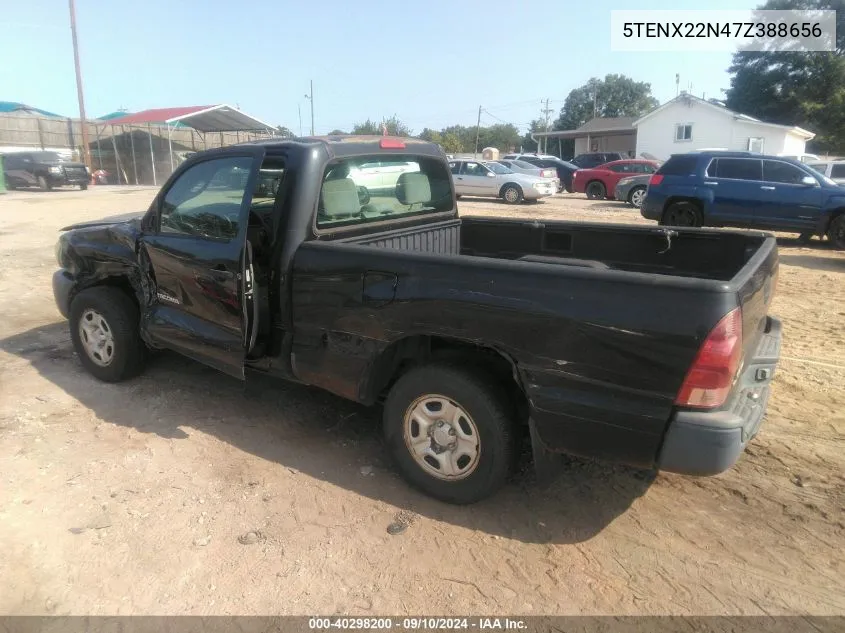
[675, 307, 743, 409]
[649, 174, 664, 186]
[380, 138, 405, 149]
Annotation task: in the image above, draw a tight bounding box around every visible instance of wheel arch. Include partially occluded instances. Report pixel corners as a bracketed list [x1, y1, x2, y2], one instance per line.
[498, 182, 523, 198]
[360, 334, 529, 422]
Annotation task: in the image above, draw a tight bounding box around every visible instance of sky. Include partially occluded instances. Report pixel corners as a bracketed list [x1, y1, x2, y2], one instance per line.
[0, 0, 759, 135]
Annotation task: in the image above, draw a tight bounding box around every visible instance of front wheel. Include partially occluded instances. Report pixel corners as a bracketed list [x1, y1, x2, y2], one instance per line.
[69, 287, 147, 382]
[585, 181, 606, 200]
[628, 186, 646, 208]
[828, 215, 845, 250]
[383, 363, 516, 504]
[661, 201, 702, 227]
[501, 184, 523, 205]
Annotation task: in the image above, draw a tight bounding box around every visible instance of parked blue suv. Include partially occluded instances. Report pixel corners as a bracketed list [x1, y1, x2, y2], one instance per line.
[641, 151, 845, 249]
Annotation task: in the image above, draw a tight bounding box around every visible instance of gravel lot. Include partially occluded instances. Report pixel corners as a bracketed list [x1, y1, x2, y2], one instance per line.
[0, 186, 843, 616]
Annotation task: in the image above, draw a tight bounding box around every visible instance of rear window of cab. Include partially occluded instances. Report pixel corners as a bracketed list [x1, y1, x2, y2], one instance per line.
[317, 154, 453, 229]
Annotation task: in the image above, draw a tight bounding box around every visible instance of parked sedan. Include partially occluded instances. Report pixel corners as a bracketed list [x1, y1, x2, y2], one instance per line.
[614, 174, 651, 208]
[572, 159, 660, 200]
[503, 154, 578, 192]
[448, 159, 555, 203]
[495, 159, 560, 191]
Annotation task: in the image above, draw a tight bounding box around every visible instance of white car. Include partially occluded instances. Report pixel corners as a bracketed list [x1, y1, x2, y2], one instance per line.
[348, 159, 419, 195]
[448, 159, 555, 203]
[807, 161, 845, 185]
[777, 153, 820, 164]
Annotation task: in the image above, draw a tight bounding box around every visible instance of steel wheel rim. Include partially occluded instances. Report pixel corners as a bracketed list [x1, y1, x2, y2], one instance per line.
[630, 188, 645, 208]
[78, 309, 115, 367]
[403, 394, 481, 481]
[504, 187, 519, 203]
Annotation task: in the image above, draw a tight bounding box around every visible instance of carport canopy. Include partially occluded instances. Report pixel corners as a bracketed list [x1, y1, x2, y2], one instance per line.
[104, 104, 275, 186]
[105, 104, 274, 132]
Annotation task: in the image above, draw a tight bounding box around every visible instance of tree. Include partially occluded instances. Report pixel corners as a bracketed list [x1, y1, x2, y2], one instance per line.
[328, 129, 346, 135]
[351, 115, 412, 136]
[521, 119, 547, 153]
[440, 132, 463, 153]
[275, 126, 294, 138]
[725, 0, 845, 152]
[554, 74, 659, 131]
[351, 118, 380, 135]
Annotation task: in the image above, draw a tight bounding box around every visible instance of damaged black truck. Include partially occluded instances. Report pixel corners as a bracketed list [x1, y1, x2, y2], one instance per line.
[52, 136, 782, 504]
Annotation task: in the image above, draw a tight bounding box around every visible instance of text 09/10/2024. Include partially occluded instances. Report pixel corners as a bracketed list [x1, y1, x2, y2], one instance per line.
[610, 9, 837, 52]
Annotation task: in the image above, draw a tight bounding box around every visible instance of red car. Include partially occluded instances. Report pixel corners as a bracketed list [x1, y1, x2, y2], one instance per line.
[572, 160, 660, 200]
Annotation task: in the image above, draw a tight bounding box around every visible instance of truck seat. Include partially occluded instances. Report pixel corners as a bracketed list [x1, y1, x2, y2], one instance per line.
[396, 172, 431, 208]
[320, 177, 361, 220]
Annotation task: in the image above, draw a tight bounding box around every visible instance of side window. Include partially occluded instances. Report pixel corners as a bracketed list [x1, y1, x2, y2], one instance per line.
[499, 161, 512, 168]
[449, 162, 461, 175]
[830, 164, 845, 179]
[609, 163, 630, 173]
[159, 156, 254, 241]
[639, 163, 657, 174]
[715, 158, 762, 181]
[3, 156, 19, 169]
[763, 160, 811, 185]
[463, 162, 486, 177]
[705, 159, 719, 178]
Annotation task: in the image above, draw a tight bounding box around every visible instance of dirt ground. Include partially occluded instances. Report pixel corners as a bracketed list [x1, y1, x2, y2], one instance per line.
[0, 186, 843, 616]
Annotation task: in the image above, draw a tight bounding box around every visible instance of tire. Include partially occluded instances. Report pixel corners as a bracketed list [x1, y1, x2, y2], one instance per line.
[383, 363, 517, 504]
[585, 181, 606, 200]
[455, 194, 462, 199]
[37, 175, 51, 191]
[797, 232, 813, 244]
[661, 201, 702, 227]
[80, 182, 88, 191]
[501, 184, 523, 205]
[628, 186, 646, 209]
[69, 287, 147, 382]
[828, 215, 845, 250]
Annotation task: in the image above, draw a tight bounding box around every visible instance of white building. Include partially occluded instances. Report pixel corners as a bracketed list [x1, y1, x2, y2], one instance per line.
[633, 93, 815, 161]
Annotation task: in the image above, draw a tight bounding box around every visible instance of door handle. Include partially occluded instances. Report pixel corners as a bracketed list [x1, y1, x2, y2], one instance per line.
[703, 181, 718, 186]
[457, 177, 463, 180]
[760, 186, 776, 190]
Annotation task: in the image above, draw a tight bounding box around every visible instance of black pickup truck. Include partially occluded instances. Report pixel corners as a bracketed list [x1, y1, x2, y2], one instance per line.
[52, 136, 782, 504]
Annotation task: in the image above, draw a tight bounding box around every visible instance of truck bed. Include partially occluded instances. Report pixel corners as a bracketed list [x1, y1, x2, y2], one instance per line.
[293, 215, 778, 470]
[346, 216, 764, 282]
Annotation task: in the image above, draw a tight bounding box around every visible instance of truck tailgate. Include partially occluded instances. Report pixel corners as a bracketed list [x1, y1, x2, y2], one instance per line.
[733, 235, 779, 359]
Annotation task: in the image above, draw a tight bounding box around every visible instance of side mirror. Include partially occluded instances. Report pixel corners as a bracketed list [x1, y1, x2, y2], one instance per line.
[801, 176, 817, 186]
[487, 171, 496, 178]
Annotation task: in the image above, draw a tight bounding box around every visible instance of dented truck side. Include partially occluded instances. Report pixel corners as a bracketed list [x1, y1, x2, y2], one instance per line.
[52, 136, 782, 504]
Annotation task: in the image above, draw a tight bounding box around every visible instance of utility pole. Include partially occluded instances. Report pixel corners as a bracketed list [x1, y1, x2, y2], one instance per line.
[540, 98, 554, 154]
[474, 105, 482, 158]
[298, 103, 302, 136]
[68, 0, 91, 170]
[304, 80, 314, 135]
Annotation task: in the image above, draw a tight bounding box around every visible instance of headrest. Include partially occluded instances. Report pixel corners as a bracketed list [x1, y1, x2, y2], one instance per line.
[321, 178, 360, 216]
[396, 172, 431, 205]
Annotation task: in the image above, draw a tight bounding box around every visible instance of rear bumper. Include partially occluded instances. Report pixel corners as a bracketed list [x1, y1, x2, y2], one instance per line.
[658, 316, 782, 476]
[52, 269, 74, 319]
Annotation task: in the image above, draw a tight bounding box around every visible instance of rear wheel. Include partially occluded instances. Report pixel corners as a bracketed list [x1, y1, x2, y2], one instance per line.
[501, 184, 523, 205]
[585, 181, 606, 200]
[383, 363, 516, 504]
[628, 186, 646, 208]
[37, 175, 51, 191]
[69, 287, 147, 382]
[661, 201, 702, 227]
[828, 215, 845, 250]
